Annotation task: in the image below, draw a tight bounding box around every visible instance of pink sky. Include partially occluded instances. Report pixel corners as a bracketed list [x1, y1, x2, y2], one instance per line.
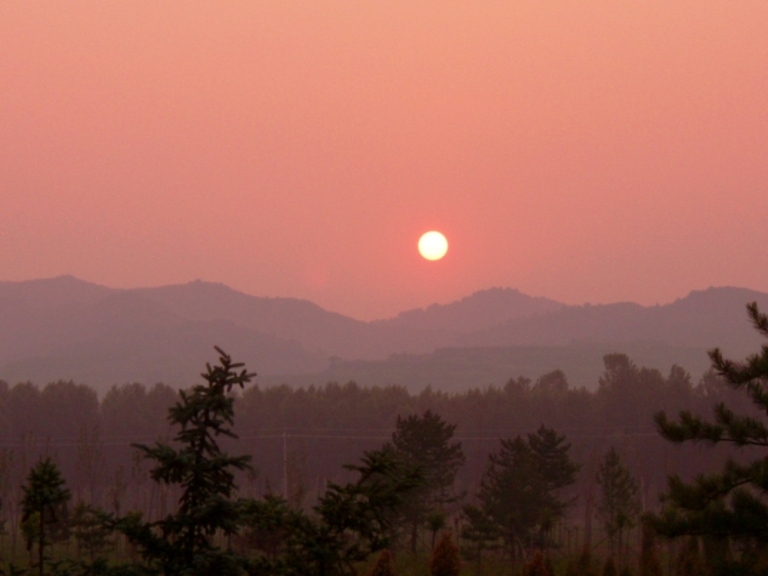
[1, 2, 767, 320]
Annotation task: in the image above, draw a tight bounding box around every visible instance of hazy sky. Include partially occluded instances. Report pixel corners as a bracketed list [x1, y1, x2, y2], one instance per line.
[2, 2, 767, 320]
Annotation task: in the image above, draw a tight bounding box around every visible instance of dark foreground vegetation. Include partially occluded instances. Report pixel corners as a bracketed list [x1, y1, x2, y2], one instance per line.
[1, 305, 768, 574]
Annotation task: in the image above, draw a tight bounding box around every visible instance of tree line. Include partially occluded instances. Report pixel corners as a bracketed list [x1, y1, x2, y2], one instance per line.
[0, 349, 629, 575]
[2, 304, 768, 573]
[0, 353, 742, 520]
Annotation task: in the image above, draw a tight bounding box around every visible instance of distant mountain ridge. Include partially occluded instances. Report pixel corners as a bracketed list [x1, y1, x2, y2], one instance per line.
[372, 288, 563, 333]
[1, 276, 767, 393]
[460, 287, 768, 356]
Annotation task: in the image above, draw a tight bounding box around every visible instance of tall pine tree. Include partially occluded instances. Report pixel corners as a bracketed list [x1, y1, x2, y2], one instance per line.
[596, 447, 640, 559]
[388, 410, 464, 554]
[21, 458, 71, 576]
[652, 303, 768, 573]
[474, 426, 579, 561]
[119, 347, 255, 576]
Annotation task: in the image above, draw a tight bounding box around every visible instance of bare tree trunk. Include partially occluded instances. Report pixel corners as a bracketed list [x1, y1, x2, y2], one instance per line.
[38, 511, 44, 576]
[584, 492, 593, 553]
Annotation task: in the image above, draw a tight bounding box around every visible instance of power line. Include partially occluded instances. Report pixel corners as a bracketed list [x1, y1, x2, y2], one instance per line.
[0, 429, 662, 448]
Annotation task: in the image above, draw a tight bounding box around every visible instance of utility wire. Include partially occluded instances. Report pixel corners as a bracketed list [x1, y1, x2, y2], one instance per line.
[0, 428, 662, 448]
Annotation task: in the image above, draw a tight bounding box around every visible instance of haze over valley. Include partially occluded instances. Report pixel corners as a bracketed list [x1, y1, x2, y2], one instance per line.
[2, 276, 766, 393]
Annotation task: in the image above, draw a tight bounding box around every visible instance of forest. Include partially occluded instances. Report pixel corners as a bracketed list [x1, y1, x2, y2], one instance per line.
[1, 306, 767, 575]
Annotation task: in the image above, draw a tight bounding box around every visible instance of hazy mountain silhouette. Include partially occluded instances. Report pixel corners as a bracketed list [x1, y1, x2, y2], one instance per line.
[134, 283, 561, 358]
[0, 277, 326, 387]
[0, 277, 557, 389]
[459, 287, 768, 357]
[133, 280, 371, 358]
[1, 276, 767, 393]
[372, 288, 563, 333]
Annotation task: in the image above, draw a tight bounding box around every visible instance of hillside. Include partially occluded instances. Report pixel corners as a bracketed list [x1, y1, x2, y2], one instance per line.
[460, 287, 768, 358]
[1, 277, 767, 393]
[0, 278, 326, 387]
[372, 287, 563, 333]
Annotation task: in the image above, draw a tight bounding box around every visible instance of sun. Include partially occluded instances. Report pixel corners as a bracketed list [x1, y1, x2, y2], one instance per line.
[418, 231, 448, 261]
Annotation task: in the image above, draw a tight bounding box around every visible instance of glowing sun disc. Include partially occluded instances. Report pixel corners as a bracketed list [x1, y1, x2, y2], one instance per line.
[418, 231, 448, 261]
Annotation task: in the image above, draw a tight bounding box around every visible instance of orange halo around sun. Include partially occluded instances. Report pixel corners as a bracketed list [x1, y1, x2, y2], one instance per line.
[418, 231, 448, 261]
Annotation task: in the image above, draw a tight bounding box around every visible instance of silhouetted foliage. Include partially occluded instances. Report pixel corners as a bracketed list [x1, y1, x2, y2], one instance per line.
[461, 503, 499, 571]
[474, 426, 579, 560]
[366, 549, 396, 576]
[21, 458, 71, 576]
[603, 556, 617, 576]
[195, 443, 420, 576]
[387, 410, 464, 553]
[117, 347, 255, 576]
[596, 447, 640, 558]
[652, 303, 768, 572]
[70, 502, 115, 563]
[232, 446, 422, 576]
[0, 347, 727, 530]
[428, 532, 460, 576]
[290, 447, 423, 576]
[574, 548, 598, 576]
[1, 335, 762, 574]
[638, 521, 662, 576]
[533, 370, 569, 397]
[675, 536, 704, 576]
[236, 494, 297, 563]
[524, 550, 552, 576]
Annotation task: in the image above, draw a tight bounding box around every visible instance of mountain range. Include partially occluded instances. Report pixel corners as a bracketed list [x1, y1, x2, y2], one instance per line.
[1, 276, 766, 393]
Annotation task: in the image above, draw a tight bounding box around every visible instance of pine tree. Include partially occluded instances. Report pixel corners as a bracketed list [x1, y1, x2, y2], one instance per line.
[476, 426, 579, 560]
[528, 426, 581, 532]
[651, 303, 768, 569]
[461, 503, 500, 571]
[428, 532, 461, 576]
[478, 435, 542, 561]
[233, 445, 421, 576]
[118, 347, 255, 576]
[70, 502, 115, 563]
[21, 458, 71, 576]
[596, 448, 640, 559]
[271, 446, 423, 576]
[237, 493, 297, 563]
[388, 410, 464, 554]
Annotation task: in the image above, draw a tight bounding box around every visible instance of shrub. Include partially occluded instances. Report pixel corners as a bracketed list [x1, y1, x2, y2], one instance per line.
[429, 532, 461, 576]
[367, 549, 397, 576]
[524, 550, 552, 576]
